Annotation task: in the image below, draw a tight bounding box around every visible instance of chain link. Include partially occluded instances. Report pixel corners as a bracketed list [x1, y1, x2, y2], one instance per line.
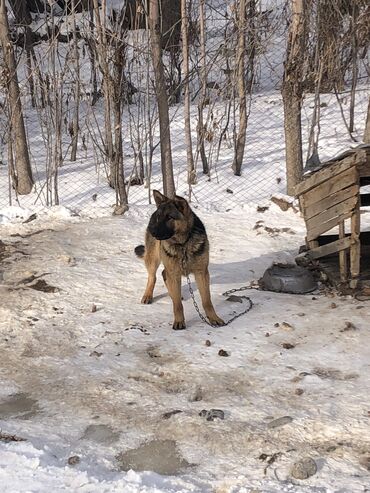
[182, 250, 255, 328]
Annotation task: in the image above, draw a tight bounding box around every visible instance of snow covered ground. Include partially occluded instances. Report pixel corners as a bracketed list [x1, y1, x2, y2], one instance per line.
[1, 201, 370, 492]
[1, 1, 370, 489]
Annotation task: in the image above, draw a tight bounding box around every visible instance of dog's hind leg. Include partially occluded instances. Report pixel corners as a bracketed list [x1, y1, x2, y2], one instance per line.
[194, 269, 224, 326]
[141, 243, 160, 304]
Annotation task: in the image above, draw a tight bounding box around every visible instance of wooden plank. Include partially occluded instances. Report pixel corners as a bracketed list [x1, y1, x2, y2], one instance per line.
[297, 236, 352, 260]
[305, 195, 358, 233]
[301, 184, 358, 220]
[359, 162, 370, 177]
[316, 231, 370, 246]
[302, 166, 358, 209]
[357, 148, 370, 177]
[350, 204, 361, 289]
[308, 240, 319, 249]
[307, 211, 352, 241]
[338, 222, 348, 281]
[295, 154, 356, 196]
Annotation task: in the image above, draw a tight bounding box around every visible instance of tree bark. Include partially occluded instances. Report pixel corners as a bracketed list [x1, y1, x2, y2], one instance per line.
[281, 0, 308, 195]
[70, 0, 80, 162]
[8, 0, 36, 107]
[181, 0, 196, 186]
[149, 0, 175, 197]
[197, 0, 209, 175]
[232, 0, 246, 176]
[0, 0, 33, 194]
[112, 35, 128, 209]
[349, 3, 358, 135]
[87, 5, 99, 105]
[92, 0, 114, 177]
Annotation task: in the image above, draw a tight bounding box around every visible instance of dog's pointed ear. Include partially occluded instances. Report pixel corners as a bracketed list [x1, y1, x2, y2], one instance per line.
[174, 195, 189, 215]
[153, 190, 168, 207]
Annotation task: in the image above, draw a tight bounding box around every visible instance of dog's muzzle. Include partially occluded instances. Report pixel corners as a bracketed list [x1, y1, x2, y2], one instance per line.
[148, 213, 174, 240]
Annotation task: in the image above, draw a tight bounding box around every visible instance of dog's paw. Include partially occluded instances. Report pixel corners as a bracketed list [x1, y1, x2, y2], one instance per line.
[141, 295, 153, 304]
[208, 316, 225, 327]
[172, 320, 186, 330]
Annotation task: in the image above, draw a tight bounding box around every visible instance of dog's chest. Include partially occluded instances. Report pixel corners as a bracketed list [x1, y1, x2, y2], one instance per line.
[160, 237, 207, 274]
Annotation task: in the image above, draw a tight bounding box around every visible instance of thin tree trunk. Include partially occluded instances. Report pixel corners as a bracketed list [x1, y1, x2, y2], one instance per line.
[50, 5, 61, 205]
[281, 0, 308, 195]
[306, 60, 323, 168]
[53, 90, 61, 205]
[31, 48, 46, 108]
[25, 47, 36, 107]
[197, 0, 209, 175]
[349, 4, 358, 135]
[306, 11, 323, 168]
[7, 132, 16, 204]
[145, 1, 155, 201]
[113, 99, 128, 209]
[92, 0, 114, 178]
[8, 0, 36, 107]
[111, 9, 128, 210]
[181, 0, 196, 186]
[88, 2, 99, 105]
[70, 0, 80, 162]
[149, 0, 175, 197]
[232, 0, 246, 176]
[0, 0, 33, 194]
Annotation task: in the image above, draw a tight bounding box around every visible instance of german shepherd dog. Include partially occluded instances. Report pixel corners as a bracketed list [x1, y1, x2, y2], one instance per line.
[135, 190, 224, 330]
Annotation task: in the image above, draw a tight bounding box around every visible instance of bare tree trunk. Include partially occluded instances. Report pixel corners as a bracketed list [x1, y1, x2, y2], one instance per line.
[306, 7, 322, 168]
[0, 0, 33, 194]
[181, 0, 196, 186]
[349, 3, 358, 135]
[49, 5, 61, 205]
[306, 61, 323, 168]
[113, 101, 128, 210]
[107, 7, 129, 209]
[149, 0, 175, 197]
[92, 0, 114, 176]
[8, 0, 36, 107]
[145, 3, 155, 201]
[112, 38, 128, 210]
[281, 0, 308, 195]
[70, 0, 80, 162]
[31, 48, 46, 108]
[364, 97, 370, 144]
[232, 0, 246, 176]
[197, 0, 209, 175]
[87, 5, 99, 105]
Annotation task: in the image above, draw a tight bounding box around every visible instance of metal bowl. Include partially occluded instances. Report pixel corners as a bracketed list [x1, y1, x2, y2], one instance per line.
[259, 263, 317, 294]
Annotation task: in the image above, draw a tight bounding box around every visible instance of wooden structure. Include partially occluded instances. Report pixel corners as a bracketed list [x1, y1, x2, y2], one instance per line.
[295, 145, 370, 288]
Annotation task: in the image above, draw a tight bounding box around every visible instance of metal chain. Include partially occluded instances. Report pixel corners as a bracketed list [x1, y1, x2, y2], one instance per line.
[182, 249, 254, 328]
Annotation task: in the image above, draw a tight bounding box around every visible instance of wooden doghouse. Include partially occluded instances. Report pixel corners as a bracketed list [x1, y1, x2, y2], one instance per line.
[295, 145, 370, 289]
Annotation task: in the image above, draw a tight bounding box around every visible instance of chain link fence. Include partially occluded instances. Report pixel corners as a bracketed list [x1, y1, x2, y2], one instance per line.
[0, 0, 369, 213]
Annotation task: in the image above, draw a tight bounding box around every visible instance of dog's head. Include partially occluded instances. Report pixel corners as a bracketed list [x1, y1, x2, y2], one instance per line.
[148, 190, 190, 241]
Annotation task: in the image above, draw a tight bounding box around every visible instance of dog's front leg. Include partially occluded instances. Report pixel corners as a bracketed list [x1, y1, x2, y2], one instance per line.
[165, 269, 186, 330]
[194, 269, 224, 326]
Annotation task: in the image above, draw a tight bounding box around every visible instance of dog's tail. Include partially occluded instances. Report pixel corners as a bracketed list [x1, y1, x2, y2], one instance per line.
[134, 245, 145, 259]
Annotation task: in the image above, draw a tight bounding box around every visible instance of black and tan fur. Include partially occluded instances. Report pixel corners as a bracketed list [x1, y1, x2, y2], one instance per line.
[135, 190, 224, 330]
